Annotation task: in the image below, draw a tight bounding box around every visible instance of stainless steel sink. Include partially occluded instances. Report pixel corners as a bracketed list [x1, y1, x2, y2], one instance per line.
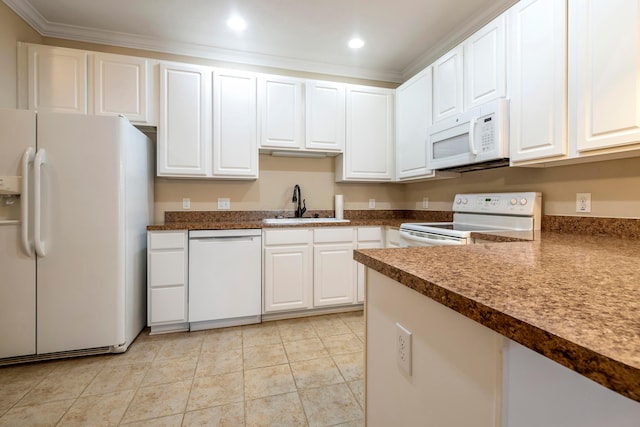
[262, 217, 350, 225]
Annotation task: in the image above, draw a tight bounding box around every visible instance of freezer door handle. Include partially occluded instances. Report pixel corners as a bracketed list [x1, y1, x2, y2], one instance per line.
[20, 147, 35, 257]
[34, 148, 47, 258]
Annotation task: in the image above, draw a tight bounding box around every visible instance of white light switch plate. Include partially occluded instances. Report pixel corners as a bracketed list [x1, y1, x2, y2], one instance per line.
[182, 198, 190, 210]
[369, 199, 376, 209]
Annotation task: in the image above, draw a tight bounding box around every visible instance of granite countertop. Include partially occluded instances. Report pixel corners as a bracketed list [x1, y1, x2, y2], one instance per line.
[146, 218, 413, 231]
[354, 232, 640, 402]
[146, 210, 454, 231]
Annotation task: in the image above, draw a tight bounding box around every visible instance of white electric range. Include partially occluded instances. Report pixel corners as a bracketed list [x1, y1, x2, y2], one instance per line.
[399, 192, 542, 246]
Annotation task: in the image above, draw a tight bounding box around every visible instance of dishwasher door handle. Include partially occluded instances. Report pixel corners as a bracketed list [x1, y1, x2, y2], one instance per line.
[190, 236, 257, 242]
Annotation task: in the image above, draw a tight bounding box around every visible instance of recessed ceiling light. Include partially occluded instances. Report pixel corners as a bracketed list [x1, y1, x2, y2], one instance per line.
[227, 15, 247, 31]
[348, 38, 365, 49]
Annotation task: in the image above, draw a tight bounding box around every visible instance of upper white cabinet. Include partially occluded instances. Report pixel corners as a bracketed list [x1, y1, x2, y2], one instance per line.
[158, 62, 212, 177]
[258, 74, 304, 150]
[464, 14, 507, 110]
[508, 0, 568, 164]
[337, 85, 394, 182]
[213, 69, 258, 179]
[432, 45, 464, 123]
[26, 44, 88, 115]
[94, 53, 151, 124]
[23, 44, 154, 124]
[569, 0, 640, 155]
[305, 80, 346, 152]
[395, 67, 433, 180]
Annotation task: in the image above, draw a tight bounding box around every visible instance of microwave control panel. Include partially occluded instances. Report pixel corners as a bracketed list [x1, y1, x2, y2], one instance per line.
[479, 115, 495, 153]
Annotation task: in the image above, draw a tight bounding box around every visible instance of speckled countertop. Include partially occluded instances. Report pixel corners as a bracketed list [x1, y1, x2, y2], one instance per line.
[146, 210, 453, 231]
[354, 233, 640, 402]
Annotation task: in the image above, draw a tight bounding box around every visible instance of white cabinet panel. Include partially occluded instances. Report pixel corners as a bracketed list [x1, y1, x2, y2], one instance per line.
[464, 15, 506, 110]
[94, 53, 150, 124]
[27, 45, 88, 114]
[305, 80, 346, 151]
[314, 243, 355, 307]
[158, 62, 211, 176]
[355, 227, 383, 304]
[432, 45, 463, 122]
[264, 245, 313, 312]
[339, 86, 394, 181]
[570, 0, 640, 153]
[213, 69, 258, 178]
[508, 0, 567, 163]
[258, 75, 304, 150]
[150, 287, 187, 324]
[149, 251, 186, 287]
[396, 67, 433, 180]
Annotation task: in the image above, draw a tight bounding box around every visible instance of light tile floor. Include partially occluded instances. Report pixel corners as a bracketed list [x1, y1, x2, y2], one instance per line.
[0, 311, 365, 426]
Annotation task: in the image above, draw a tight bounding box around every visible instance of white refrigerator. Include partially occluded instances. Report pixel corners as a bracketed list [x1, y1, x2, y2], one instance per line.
[0, 109, 153, 362]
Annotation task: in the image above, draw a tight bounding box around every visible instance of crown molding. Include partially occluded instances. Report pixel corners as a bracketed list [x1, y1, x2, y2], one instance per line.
[3, 0, 403, 83]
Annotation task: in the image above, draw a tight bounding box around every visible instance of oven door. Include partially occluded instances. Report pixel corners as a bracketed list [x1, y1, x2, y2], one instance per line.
[399, 229, 467, 247]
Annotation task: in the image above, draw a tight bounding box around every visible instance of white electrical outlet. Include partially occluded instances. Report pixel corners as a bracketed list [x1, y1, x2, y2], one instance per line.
[422, 197, 429, 209]
[218, 198, 231, 210]
[396, 322, 412, 376]
[369, 199, 376, 209]
[576, 193, 591, 213]
[182, 198, 190, 210]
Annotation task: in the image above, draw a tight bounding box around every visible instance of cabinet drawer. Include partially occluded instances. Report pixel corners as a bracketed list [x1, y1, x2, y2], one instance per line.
[150, 286, 186, 324]
[149, 251, 186, 286]
[149, 231, 186, 250]
[357, 227, 382, 242]
[314, 227, 354, 243]
[264, 228, 312, 245]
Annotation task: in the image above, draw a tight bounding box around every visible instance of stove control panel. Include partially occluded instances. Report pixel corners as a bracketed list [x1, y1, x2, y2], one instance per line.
[453, 192, 541, 216]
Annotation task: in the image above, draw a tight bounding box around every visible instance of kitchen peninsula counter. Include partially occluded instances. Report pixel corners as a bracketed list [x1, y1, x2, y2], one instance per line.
[354, 232, 640, 402]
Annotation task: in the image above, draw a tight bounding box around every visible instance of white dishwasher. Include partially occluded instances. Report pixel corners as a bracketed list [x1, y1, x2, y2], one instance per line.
[188, 229, 262, 330]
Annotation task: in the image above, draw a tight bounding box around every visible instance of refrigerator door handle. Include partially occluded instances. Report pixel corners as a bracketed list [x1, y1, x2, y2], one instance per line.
[20, 147, 35, 257]
[34, 148, 47, 258]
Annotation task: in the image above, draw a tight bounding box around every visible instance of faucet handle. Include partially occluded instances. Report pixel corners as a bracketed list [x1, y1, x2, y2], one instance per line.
[301, 199, 307, 216]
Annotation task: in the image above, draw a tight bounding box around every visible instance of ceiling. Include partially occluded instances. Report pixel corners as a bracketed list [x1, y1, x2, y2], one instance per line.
[4, 0, 517, 83]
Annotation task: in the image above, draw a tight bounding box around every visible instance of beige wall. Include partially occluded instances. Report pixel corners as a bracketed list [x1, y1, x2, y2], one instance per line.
[405, 156, 640, 218]
[0, 2, 41, 108]
[4, 7, 640, 221]
[155, 155, 407, 222]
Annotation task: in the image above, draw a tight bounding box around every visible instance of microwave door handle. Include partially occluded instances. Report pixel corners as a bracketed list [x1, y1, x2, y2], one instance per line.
[468, 117, 478, 155]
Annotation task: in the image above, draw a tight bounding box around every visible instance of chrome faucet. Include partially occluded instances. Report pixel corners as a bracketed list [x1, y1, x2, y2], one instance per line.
[292, 184, 306, 218]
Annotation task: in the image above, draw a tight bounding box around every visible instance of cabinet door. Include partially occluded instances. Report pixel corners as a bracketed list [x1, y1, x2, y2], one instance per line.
[27, 45, 88, 114]
[396, 67, 433, 180]
[258, 75, 304, 149]
[305, 80, 346, 151]
[213, 69, 258, 178]
[94, 53, 150, 124]
[158, 62, 212, 177]
[432, 45, 463, 122]
[464, 15, 506, 110]
[508, 0, 567, 163]
[264, 244, 313, 312]
[314, 243, 355, 307]
[341, 86, 394, 181]
[571, 0, 640, 153]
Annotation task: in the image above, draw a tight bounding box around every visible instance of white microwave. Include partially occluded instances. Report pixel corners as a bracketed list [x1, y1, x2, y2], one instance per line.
[428, 98, 509, 171]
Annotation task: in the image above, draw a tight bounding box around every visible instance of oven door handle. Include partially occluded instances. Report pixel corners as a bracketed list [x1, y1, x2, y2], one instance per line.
[399, 230, 463, 246]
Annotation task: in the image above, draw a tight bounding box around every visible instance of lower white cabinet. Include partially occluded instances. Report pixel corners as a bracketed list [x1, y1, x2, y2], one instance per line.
[385, 227, 401, 248]
[263, 229, 313, 313]
[356, 227, 384, 303]
[147, 231, 188, 331]
[313, 228, 356, 307]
